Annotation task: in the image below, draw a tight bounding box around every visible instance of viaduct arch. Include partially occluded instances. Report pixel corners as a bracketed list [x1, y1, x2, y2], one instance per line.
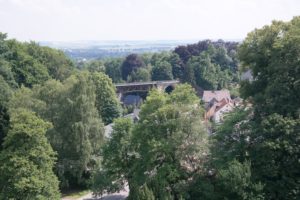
[115, 80, 179, 103]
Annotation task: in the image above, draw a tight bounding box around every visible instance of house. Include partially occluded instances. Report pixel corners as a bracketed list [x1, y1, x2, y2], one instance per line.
[202, 90, 234, 123]
[212, 99, 234, 122]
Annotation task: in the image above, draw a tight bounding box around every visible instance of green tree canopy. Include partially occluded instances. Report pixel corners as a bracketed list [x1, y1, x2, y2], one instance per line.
[128, 67, 151, 82]
[130, 84, 208, 199]
[151, 61, 173, 81]
[237, 16, 300, 199]
[238, 17, 300, 118]
[91, 72, 121, 124]
[121, 54, 145, 81]
[92, 118, 134, 197]
[104, 58, 123, 83]
[0, 109, 60, 199]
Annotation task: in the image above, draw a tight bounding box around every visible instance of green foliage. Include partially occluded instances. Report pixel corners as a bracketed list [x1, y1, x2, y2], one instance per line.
[238, 17, 300, 118]
[47, 73, 105, 189]
[8, 86, 46, 115]
[92, 118, 134, 197]
[151, 61, 173, 81]
[92, 84, 209, 199]
[91, 72, 121, 124]
[104, 58, 123, 83]
[26, 73, 105, 189]
[174, 40, 239, 89]
[0, 104, 9, 151]
[128, 67, 151, 82]
[250, 114, 300, 199]
[121, 54, 145, 81]
[0, 75, 13, 106]
[131, 84, 208, 199]
[0, 109, 60, 199]
[136, 184, 155, 200]
[212, 108, 251, 167]
[216, 160, 264, 200]
[0, 59, 18, 88]
[85, 60, 105, 73]
[168, 53, 184, 80]
[186, 53, 232, 90]
[187, 175, 216, 200]
[25, 42, 74, 81]
[0, 33, 74, 88]
[236, 16, 300, 199]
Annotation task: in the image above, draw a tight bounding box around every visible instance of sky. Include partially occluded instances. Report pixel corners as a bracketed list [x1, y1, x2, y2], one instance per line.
[0, 0, 299, 42]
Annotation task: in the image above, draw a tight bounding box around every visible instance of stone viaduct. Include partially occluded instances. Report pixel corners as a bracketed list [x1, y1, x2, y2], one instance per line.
[115, 80, 179, 101]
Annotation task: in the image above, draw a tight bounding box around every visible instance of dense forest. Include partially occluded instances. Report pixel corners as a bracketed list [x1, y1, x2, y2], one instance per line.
[81, 39, 239, 91]
[0, 16, 299, 200]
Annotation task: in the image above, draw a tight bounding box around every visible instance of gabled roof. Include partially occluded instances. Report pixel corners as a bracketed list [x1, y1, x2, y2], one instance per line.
[215, 99, 233, 113]
[202, 90, 231, 103]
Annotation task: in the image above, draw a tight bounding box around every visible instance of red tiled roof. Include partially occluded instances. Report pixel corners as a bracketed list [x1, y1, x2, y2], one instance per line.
[202, 90, 231, 103]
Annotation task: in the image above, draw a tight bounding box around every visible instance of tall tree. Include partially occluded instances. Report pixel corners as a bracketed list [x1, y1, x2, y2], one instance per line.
[0, 104, 9, 151]
[151, 61, 173, 81]
[92, 118, 134, 197]
[168, 53, 184, 80]
[0, 109, 60, 199]
[28, 73, 105, 189]
[239, 17, 300, 118]
[238, 16, 300, 199]
[121, 54, 145, 81]
[50, 73, 105, 188]
[131, 84, 208, 199]
[91, 72, 121, 125]
[128, 67, 151, 82]
[104, 58, 123, 83]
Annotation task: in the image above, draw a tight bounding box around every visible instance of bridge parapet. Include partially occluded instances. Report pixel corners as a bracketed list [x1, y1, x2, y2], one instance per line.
[115, 80, 179, 94]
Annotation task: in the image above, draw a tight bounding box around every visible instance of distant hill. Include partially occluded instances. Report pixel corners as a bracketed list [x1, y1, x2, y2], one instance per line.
[39, 40, 241, 61]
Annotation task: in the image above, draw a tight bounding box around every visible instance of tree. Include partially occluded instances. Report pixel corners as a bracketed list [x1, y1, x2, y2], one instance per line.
[92, 118, 134, 197]
[104, 58, 123, 83]
[173, 40, 238, 90]
[31, 73, 105, 189]
[49, 73, 105, 188]
[250, 114, 300, 200]
[0, 34, 74, 87]
[131, 84, 208, 199]
[85, 60, 105, 73]
[0, 104, 9, 151]
[6, 40, 51, 87]
[238, 17, 300, 118]
[135, 184, 155, 200]
[0, 75, 13, 105]
[25, 42, 74, 81]
[189, 54, 219, 90]
[121, 54, 145, 81]
[8, 85, 46, 115]
[168, 53, 184, 80]
[0, 109, 60, 199]
[0, 59, 18, 88]
[128, 67, 151, 82]
[92, 84, 208, 199]
[211, 108, 252, 167]
[91, 72, 121, 125]
[237, 16, 300, 199]
[216, 160, 264, 200]
[151, 61, 173, 81]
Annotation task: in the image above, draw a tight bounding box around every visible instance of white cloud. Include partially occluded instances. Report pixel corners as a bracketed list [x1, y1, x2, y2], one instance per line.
[0, 0, 299, 41]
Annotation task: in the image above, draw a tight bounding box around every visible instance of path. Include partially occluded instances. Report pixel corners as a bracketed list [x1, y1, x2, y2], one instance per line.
[62, 187, 128, 200]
